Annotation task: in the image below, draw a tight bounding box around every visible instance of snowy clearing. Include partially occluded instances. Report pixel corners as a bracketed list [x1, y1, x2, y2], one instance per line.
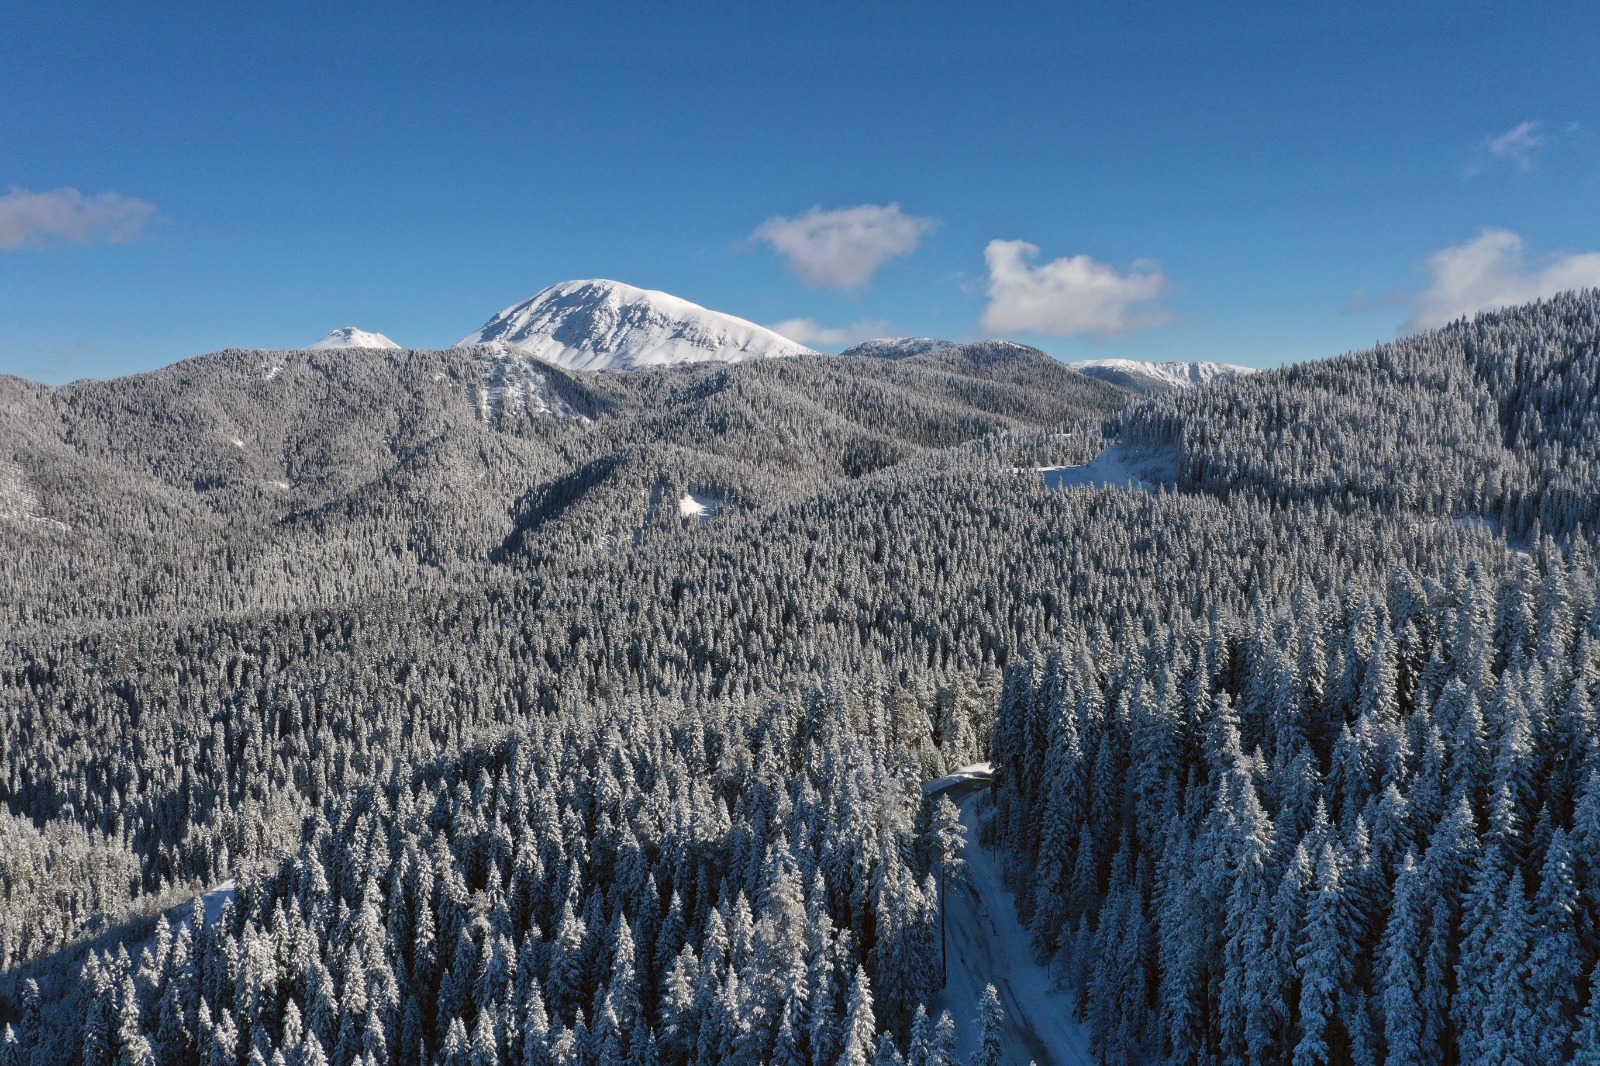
[179, 880, 237, 933]
[1034, 442, 1175, 493]
[120, 880, 237, 976]
[926, 774, 1095, 1066]
[1452, 514, 1499, 536]
[678, 492, 720, 521]
[148, 880, 237, 940]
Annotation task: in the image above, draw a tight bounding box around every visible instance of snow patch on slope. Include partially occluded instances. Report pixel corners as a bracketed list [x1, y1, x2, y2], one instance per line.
[1071, 358, 1255, 392]
[305, 327, 401, 350]
[677, 492, 720, 522]
[1032, 443, 1176, 492]
[0, 459, 52, 528]
[125, 880, 238, 975]
[469, 346, 587, 424]
[459, 279, 817, 372]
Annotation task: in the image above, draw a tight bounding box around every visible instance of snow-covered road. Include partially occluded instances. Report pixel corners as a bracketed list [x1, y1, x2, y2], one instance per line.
[927, 775, 1096, 1066]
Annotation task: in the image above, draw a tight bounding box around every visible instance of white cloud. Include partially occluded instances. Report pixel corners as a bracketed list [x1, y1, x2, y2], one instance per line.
[753, 203, 935, 290]
[979, 239, 1173, 338]
[770, 317, 890, 347]
[0, 186, 158, 251]
[1484, 120, 1544, 169]
[1406, 228, 1600, 331]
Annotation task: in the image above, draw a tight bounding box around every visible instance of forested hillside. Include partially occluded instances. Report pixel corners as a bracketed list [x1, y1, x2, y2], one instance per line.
[984, 291, 1600, 1065]
[0, 342, 1123, 632]
[1117, 290, 1600, 540]
[2, 295, 1599, 1066]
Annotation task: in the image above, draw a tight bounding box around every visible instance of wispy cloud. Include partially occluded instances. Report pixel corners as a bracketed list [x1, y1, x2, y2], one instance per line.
[0, 186, 159, 251]
[770, 317, 889, 347]
[979, 239, 1173, 338]
[1486, 120, 1544, 167]
[1467, 120, 1550, 175]
[753, 203, 936, 290]
[1344, 284, 1402, 314]
[1406, 228, 1600, 331]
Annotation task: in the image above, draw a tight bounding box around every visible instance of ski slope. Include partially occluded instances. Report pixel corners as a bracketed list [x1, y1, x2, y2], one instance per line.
[927, 771, 1095, 1066]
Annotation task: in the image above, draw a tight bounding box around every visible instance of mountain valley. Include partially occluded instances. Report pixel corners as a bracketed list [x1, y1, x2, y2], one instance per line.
[3, 290, 1599, 1066]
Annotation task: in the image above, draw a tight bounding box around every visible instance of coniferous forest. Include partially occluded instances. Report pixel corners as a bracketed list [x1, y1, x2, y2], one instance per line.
[4, 293, 1600, 1065]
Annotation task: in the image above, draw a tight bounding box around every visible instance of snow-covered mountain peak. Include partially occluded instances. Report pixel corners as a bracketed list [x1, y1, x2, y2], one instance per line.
[305, 327, 401, 350]
[839, 337, 959, 359]
[458, 279, 817, 372]
[1069, 358, 1256, 394]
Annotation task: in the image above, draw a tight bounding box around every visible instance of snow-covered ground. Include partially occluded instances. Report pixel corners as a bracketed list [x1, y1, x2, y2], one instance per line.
[926, 773, 1095, 1066]
[121, 880, 236, 973]
[148, 880, 237, 940]
[677, 492, 719, 521]
[1034, 442, 1175, 493]
[921, 762, 993, 794]
[182, 880, 237, 931]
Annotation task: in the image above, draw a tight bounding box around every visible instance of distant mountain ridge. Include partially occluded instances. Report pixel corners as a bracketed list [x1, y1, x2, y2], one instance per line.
[838, 341, 1253, 392]
[238, 292, 1253, 389]
[839, 337, 959, 360]
[457, 279, 817, 372]
[1070, 358, 1255, 394]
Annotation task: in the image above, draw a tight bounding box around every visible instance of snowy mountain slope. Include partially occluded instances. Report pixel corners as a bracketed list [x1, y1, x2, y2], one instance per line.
[468, 345, 588, 424]
[1069, 358, 1254, 394]
[839, 337, 958, 360]
[305, 327, 401, 350]
[458, 279, 817, 372]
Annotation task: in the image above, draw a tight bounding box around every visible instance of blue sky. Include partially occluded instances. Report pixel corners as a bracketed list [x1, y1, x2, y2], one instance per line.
[3, 0, 1597, 382]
